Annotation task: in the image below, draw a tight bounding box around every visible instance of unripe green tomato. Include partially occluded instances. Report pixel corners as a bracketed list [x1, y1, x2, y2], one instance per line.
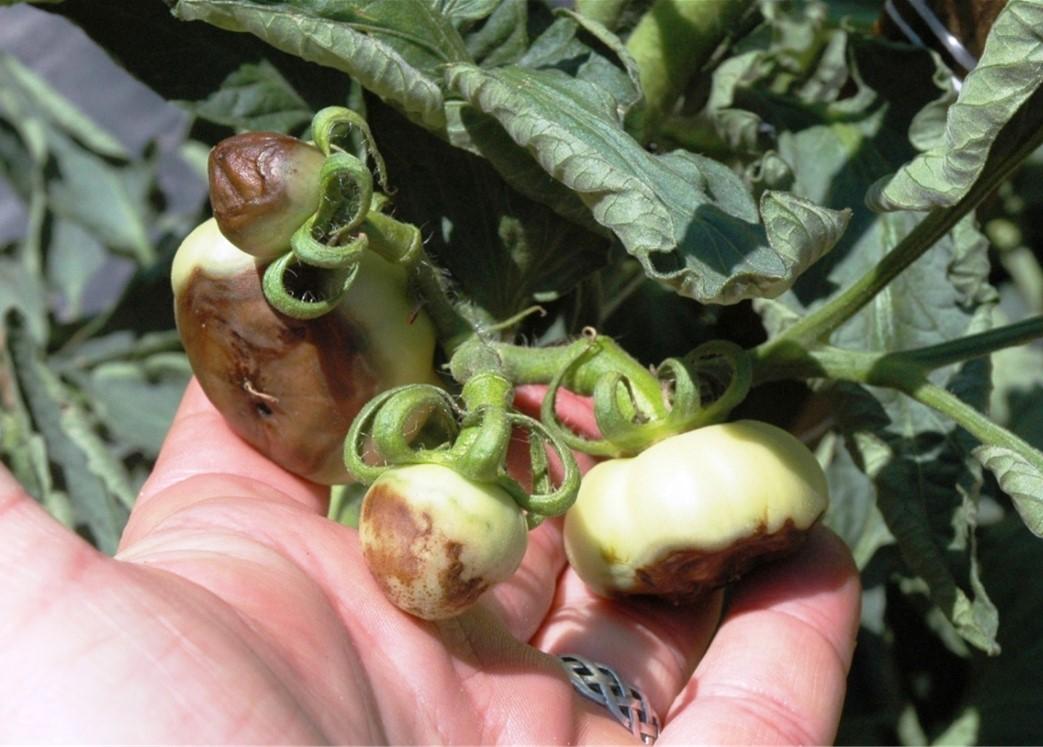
[171, 218, 440, 484]
[360, 464, 528, 620]
[564, 420, 829, 601]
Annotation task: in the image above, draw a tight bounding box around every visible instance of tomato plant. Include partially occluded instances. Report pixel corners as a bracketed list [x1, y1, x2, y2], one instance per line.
[3, 0, 1043, 742]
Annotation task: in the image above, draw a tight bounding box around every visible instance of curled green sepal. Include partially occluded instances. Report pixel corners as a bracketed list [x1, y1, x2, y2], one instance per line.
[540, 340, 627, 458]
[262, 252, 359, 320]
[343, 384, 461, 483]
[680, 340, 752, 427]
[312, 106, 390, 192]
[497, 411, 581, 520]
[290, 214, 368, 270]
[540, 337, 753, 457]
[308, 151, 374, 246]
[593, 370, 687, 453]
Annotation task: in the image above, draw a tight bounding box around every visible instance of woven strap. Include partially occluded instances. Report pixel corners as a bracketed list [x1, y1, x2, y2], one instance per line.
[559, 654, 660, 744]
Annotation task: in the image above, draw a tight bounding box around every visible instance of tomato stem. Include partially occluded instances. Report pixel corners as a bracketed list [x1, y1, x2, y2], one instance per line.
[906, 380, 1043, 471]
[749, 325, 1043, 472]
[893, 315, 1043, 372]
[459, 336, 666, 418]
[760, 120, 1043, 354]
[753, 316, 1043, 386]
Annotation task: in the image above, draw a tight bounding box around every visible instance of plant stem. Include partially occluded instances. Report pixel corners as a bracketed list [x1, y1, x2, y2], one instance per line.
[752, 337, 1043, 467]
[625, 0, 757, 143]
[754, 314, 1043, 386]
[451, 337, 667, 417]
[411, 256, 474, 354]
[894, 315, 1043, 371]
[907, 379, 1043, 467]
[763, 121, 1043, 354]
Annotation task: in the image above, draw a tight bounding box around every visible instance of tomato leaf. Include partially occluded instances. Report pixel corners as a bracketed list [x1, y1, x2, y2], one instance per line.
[79, 355, 193, 460]
[182, 59, 313, 134]
[849, 426, 1000, 654]
[821, 434, 894, 569]
[45, 219, 115, 324]
[368, 98, 607, 319]
[0, 52, 127, 160]
[5, 312, 132, 554]
[974, 446, 1043, 537]
[962, 516, 1043, 743]
[446, 63, 850, 305]
[868, 0, 1043, 212]
[171, 0, 461, 130]
[463, 0, 528, 66]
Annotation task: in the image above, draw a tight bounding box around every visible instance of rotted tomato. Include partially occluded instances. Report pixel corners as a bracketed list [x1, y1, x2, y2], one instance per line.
[207, 132, 327, 261]
[563, 420, 829, 601]
[359, 464, 528, 620]
[171, 218, 440, 484]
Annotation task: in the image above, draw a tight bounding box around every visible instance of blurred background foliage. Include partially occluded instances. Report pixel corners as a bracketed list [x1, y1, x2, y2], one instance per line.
[0, 1, 1041, 743]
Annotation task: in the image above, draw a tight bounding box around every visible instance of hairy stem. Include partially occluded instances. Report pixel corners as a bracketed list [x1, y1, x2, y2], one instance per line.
[483, 338, 666, 418]
[363, 211, 473, 353]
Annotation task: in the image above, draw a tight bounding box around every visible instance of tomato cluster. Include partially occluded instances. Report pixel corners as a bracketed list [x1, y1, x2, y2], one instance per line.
[174, 128, 829, 621]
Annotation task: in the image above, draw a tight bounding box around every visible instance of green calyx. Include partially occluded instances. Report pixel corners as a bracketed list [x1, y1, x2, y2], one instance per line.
[447, 330, 753, 458]
[342, 373, 581, 527]
[260, 107, 428, 319]
[531, 333, 752, 458]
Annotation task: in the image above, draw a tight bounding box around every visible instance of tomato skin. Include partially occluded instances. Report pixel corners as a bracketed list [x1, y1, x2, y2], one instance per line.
[208, 132, 327, 261]
[563, 420, 829, 601]
[171, 218, 439, 484]
[360, 464, 528, 620]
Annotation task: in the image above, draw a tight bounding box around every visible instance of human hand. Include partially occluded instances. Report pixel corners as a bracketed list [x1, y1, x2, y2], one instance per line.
[0, 379, 860, 743]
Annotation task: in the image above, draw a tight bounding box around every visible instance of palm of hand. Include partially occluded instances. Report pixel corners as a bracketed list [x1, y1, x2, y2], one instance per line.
[0, 381, 860, 744]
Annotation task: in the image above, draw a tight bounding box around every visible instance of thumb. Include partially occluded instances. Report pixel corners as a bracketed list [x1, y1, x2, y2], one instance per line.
[0, 463, 104, 613]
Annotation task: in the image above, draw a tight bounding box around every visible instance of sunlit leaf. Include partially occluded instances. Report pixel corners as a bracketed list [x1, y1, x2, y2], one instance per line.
[172, 0, 460, 130]
[447, 63, 849, 304]
[975, 445, 1043, 537]
[869, 0, 1043, 212]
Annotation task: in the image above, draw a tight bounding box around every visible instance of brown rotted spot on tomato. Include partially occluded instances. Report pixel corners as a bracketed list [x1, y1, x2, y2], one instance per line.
[208, 133, 324, 256]
[630, 519, 812, 603]
[440, 541, 488, 610]
[360, 484, 430, 588]
[175, 264, 380, 484]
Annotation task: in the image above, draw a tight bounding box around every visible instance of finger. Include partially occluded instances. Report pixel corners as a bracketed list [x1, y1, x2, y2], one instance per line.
[514, 384, 599, 439]
[120, 379, 328, 550]
[662, 525, 861, 745]
[478, 386, 600, 641]
[531, 566, 724, 722]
